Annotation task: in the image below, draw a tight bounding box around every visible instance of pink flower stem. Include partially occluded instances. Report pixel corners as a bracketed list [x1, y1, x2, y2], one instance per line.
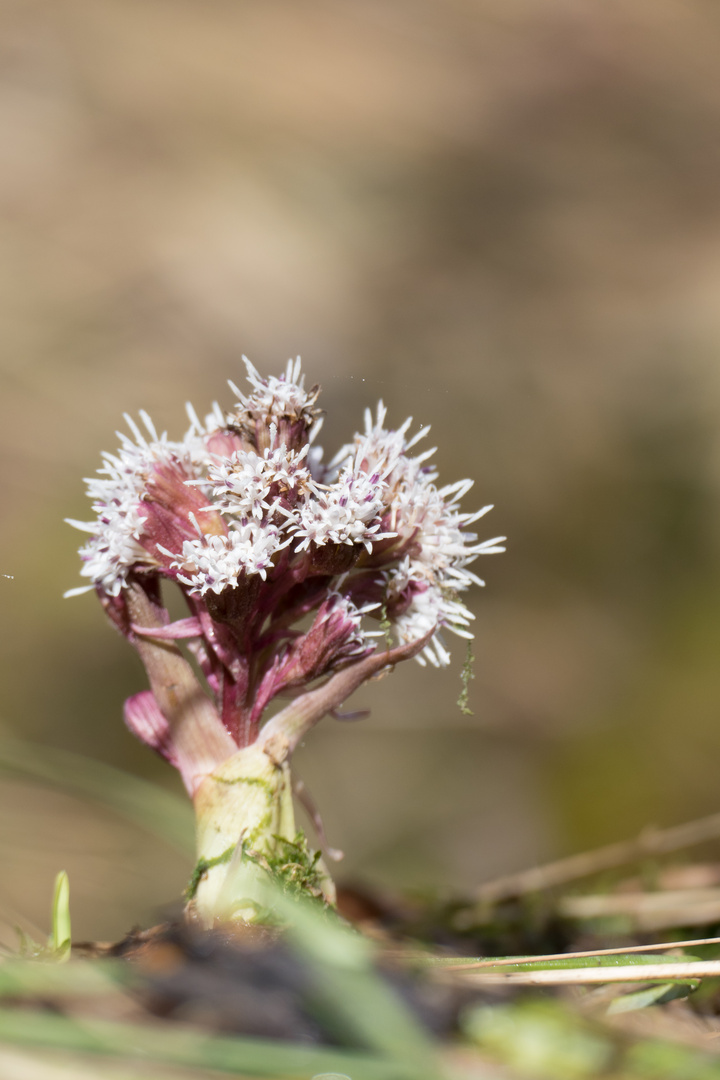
[126, 582, 236, 793]
[257, 630, 433, 767]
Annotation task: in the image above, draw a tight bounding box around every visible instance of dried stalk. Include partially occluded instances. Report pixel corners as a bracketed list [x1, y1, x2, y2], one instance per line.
[468, 812, 720, 908]
[453, 959, 720, 987]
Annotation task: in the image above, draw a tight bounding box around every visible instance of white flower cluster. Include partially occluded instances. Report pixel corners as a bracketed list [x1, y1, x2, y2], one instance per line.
[204, 438, 312, 521]
[292, 448, 392, 553]
[65, 413, 199, 598]
[228, 355, 317, 425]
[68, 358, 504, 665]
[169, 521, 289, 595]
[337, 403, 506, 666]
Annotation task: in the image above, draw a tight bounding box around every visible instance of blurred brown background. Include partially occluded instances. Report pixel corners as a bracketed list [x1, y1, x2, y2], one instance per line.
[3, 0, 720, 942]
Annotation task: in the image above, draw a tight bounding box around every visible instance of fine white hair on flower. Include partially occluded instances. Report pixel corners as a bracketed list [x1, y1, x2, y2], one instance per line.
[337, 404, 507, 666]
[185, 399, 225, 438]
[64, 411, 202, 597]
[228, 355, 319, 425]
[391, 581, 475, 668]
[392, 468, 505, 584]
[330, 401, 435, 479]
[320, 590, 384, 654]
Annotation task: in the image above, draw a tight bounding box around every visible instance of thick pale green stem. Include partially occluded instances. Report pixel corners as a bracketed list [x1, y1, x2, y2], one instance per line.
[187, 743, 334, 925]
[178, 635, 432, 924]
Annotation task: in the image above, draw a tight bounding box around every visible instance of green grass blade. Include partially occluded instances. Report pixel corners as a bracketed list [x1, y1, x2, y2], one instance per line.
[0, 960, 129, 996]
[428, 951, 702, 972]
[0, 1006, 423, 1080]
[219, 861, 442, 1077]
[48, 870, 71, 960]
[608, 980, 699, 1014]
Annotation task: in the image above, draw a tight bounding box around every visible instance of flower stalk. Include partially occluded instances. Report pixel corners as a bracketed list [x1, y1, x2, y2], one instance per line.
[67, 357, 504, 923]
[190, 743, 300, 921]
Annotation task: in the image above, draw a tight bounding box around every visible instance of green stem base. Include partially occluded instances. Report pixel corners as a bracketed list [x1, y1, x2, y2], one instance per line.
[186, 743, 335, 925]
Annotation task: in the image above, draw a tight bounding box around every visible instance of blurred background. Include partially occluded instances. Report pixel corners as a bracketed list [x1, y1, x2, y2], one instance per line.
[3, 0, 720, 942]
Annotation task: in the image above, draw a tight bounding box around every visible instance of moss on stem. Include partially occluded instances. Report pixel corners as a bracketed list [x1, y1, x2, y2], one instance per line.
[187, 742, 334, 925]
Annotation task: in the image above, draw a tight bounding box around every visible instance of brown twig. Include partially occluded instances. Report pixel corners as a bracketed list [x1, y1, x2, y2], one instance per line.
[466, 812, 720, 908]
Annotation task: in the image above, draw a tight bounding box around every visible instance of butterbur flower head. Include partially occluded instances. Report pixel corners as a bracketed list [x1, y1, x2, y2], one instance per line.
[67, 356, 505, 920]
[226, 356, 321, 453]
[68, 355, 506, 762]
